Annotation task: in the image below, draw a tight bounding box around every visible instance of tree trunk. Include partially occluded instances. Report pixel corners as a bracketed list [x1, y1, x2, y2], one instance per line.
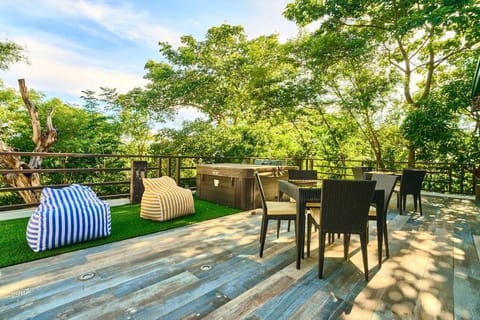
[407, 148, 416, 168]
[0, 79, 57, 203]
[472, 96, 480, 135]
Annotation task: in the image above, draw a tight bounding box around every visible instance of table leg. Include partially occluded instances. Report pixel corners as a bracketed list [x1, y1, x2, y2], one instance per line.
[376, 192, 384, 268]
[296, 199, 306, 269]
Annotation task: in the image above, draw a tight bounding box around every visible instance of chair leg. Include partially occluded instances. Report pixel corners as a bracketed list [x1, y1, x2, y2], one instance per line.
[259, 216, 268, 258]
[306, 208, 318, 232]
[307, 217, 312, 257]
[292, 219, 296, 245]
[343, 233, 351, 260]
[318, 231, 327, 279]
[287, 220, 291, 232]
[418, 193, 423, 215]
[402, 194, 407, 214]
[397, 192, 402, 215]
[360, 232, 369, 282]
[276, 220, 281, 239]
[384, 219, 389, 258]
[413, 194, 418, 212]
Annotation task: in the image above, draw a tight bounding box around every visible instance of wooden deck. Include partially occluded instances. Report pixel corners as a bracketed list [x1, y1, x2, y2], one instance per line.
[1, 195, 479, 319]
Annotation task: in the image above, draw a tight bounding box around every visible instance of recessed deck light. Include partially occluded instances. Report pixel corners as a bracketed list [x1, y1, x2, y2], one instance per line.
[77, 271, 96, 281]
[200, 264, 212, 271]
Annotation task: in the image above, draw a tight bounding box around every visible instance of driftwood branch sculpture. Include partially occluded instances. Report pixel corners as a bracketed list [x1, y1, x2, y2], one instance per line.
[0, 79, 57, 203]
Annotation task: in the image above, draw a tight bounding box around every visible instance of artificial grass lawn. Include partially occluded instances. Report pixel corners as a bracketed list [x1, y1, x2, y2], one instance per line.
[0, 197, 241, 268]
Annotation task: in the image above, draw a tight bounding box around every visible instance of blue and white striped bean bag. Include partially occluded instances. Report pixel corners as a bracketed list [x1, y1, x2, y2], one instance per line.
[26, 184, 111, 252]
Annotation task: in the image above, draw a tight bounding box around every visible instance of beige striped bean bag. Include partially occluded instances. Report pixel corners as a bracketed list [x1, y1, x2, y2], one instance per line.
[140, 176, 195, 221]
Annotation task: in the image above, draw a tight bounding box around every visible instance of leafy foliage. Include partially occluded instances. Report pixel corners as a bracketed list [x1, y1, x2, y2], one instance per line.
[284, 0, 480, 164]
[0, 40, 26, 70]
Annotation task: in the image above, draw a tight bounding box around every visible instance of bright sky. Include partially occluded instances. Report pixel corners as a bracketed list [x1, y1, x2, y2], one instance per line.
[0, 0, 299, 110]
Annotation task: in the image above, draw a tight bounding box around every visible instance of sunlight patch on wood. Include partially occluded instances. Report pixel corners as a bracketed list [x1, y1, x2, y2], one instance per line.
[418, 291, 442, 317]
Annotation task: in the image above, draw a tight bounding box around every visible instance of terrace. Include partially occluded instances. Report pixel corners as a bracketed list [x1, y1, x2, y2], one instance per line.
[1, 193, 479, 319]
[2, 2, 479, 318]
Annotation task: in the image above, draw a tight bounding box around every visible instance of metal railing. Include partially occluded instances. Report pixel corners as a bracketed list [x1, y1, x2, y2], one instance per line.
[0, 152, 477, 212]
[302, 159, 477, 195]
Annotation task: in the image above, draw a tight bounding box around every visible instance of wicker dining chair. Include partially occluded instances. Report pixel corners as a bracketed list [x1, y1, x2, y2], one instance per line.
[254, 172, 297, 258]
[396, 169, 427, 215]
[368, 173, 398, 259]
[306, 179, 376, 281]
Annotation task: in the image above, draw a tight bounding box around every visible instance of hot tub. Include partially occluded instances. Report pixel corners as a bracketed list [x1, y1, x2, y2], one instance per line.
[196, 163, 297, 210]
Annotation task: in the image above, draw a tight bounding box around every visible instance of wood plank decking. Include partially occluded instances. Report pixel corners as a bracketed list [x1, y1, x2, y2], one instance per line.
[0, 196, 479, 319]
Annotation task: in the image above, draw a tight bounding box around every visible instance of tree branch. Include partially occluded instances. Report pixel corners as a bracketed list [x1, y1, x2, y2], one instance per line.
[396, 38, 415, 105]
[18, 78, 41, 144]
[0, 79, 59, 203]
[420, 29, 436, 101]
[18, 79, 58, 155]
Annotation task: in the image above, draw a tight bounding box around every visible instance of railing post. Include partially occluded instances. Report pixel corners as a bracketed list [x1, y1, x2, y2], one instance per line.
[474, 163, 480, 200]
[157, 157, 162, 178]
[448, 165, 453, 194]
[175, 157, 181, 185]
[62, 156, 67, 184]
[130, 160, 147, 204]
[459, 164, 464, 194]
[166, 157, 172, 177]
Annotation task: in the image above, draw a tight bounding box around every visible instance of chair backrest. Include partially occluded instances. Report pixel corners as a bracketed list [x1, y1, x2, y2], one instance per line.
[351, 166, 372, 180]
[288, 169, 317, 181]
[254, 172, 268, 214]
[320, 179, 376, 234]
[400, 169, 427, 194]
[370, 173, 398, 213]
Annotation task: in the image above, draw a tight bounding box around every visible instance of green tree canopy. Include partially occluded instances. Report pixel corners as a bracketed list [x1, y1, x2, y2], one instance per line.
[0, 40, 26, 70]
[284, 0, 480, 165]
